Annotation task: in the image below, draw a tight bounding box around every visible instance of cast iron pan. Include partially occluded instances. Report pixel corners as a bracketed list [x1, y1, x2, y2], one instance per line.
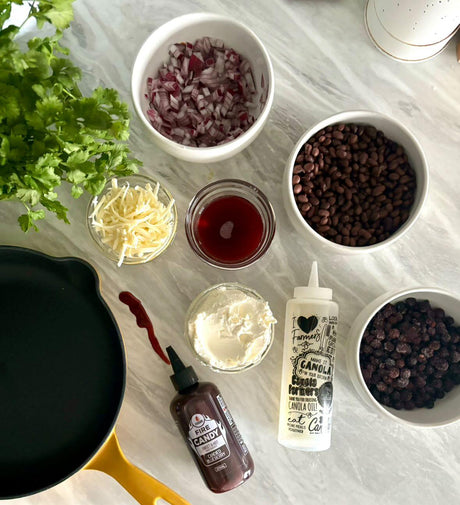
[0, 246, 125, 497]
[0, 246, 190, 505]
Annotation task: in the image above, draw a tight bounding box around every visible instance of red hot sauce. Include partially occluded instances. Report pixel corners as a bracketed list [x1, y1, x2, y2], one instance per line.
[119, 291, 170, 365]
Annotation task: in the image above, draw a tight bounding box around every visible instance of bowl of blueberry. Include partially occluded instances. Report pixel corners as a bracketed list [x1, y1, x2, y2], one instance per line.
[347, 288, 460, 427]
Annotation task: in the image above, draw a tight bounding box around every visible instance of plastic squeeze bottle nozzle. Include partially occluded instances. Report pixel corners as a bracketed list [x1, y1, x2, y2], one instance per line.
[166, 346, 254, 493]
[278, 261, 339, 451]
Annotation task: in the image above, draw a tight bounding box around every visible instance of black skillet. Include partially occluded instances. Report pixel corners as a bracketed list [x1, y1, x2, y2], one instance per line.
[0, 246, 189, 504]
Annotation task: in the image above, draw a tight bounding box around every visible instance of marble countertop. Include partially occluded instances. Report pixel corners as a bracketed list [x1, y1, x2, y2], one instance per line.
[2, 0, 460, 504]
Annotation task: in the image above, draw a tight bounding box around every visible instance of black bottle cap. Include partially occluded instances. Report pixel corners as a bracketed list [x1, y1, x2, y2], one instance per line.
[166, 346, 199, 392]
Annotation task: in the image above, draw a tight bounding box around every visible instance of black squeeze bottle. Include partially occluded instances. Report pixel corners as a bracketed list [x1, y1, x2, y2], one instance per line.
[166, 346, 254, 493]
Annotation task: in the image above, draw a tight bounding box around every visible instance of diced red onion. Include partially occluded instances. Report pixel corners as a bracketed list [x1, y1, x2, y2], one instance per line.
[145, 37, 257, 148]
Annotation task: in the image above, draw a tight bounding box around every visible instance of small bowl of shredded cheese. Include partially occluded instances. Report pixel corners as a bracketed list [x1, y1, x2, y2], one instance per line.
[87, 174, 177, 266]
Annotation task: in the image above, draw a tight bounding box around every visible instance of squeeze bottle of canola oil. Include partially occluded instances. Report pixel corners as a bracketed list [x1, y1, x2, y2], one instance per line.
[278, 261, 338, 451]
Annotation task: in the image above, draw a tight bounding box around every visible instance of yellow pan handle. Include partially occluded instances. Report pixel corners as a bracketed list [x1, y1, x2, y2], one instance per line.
[85, 431, 192, 505]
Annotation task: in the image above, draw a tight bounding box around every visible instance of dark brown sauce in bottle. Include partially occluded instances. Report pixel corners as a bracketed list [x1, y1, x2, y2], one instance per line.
[166, 346, 254, 493]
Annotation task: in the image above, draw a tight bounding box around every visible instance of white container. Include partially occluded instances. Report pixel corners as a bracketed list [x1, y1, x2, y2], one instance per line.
[283, 110, 429, 255]
[365, 0, 460, 62]
[278, 262, 339, 451]
[346, 287, 460, 428]
[131, 13, 275, 163]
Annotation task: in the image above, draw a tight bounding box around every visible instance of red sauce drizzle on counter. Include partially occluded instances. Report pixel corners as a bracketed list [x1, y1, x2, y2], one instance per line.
[119, 291, 170, 365]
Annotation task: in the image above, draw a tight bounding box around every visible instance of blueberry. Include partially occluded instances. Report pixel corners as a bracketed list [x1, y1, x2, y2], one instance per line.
[360, 297, 459, 412]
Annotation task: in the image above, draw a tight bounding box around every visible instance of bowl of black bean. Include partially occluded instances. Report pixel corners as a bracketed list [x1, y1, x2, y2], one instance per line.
[283, 111, 429, 253]
[346, 288, 460, 427]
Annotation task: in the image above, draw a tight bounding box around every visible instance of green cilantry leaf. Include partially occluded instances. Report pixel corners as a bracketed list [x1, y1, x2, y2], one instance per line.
[40, 196, 69, 221]
[0, 83, 20, 120]
[16, 188, 41, 205]
[70, 184, 83, 198]
[51, 57, 81, 88]
[36, 95, 64, 123]
[0, 0, 140, 231]
[18, 209, 46, 232]
[30, 0, 74, 30]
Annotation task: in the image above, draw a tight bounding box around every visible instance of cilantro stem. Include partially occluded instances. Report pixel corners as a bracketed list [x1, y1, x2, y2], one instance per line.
[17, 0, 37, 31]
[61, 87, 77, 100]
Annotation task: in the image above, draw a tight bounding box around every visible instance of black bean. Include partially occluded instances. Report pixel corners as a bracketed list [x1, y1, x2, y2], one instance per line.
[291, 122, 416, 246]
[297, 194, 309, 203]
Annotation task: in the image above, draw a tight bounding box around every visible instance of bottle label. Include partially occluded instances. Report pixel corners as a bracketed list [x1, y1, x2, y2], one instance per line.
[285, 313, 338, 437]
[187, 413, 230, 466]
[216, 393, 249, 456]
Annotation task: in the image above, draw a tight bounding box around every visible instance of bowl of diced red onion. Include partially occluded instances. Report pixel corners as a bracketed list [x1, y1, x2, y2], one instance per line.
[131, 13, 274, 163]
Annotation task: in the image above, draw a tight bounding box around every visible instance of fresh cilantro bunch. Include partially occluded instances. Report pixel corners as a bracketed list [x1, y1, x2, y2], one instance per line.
[0, 0, 140, 231]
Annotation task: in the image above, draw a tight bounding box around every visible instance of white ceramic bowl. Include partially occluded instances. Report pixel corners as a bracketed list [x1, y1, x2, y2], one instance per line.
[131, 13, 274, 163]
[346, 288, 460, 428]
[283, 110, 429, 254]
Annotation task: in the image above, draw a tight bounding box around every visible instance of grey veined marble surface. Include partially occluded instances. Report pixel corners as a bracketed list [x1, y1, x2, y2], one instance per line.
[1, 0, 460, 504]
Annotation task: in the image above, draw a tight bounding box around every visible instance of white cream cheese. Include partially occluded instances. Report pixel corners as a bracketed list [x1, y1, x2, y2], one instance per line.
[188, 286, 276, 371]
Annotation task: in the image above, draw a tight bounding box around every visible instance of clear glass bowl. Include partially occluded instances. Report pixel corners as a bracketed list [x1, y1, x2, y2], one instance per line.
[185, 282, 276, 373]
[87, 174, 177, 265]
[185, 179, 276, 269]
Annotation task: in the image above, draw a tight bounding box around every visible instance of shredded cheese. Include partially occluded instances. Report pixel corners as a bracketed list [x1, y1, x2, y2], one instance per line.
[89, 178, 175, 266]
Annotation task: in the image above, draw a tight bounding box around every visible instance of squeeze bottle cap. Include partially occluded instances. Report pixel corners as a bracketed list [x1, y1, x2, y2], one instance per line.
[167, 346, 199, 392]
[293, 261, 333, 300]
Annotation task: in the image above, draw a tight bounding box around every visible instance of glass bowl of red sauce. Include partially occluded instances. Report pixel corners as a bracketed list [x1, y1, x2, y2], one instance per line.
[185, 179, 276, 269]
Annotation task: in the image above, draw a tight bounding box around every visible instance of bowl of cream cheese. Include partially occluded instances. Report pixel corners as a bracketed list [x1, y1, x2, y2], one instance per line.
[185, 283, 276, 373]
